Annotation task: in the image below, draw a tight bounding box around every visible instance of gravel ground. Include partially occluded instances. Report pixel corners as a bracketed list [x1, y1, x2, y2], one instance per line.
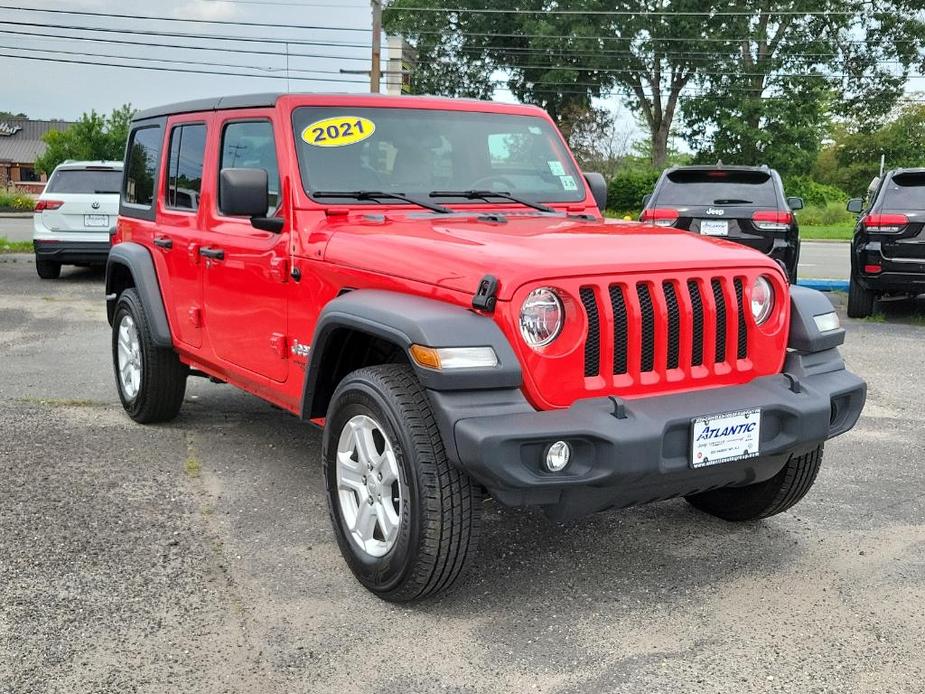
[1, 255, 924, 694]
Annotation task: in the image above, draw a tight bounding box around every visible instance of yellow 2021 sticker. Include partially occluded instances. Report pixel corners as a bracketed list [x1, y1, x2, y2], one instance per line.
[302, 116, 375, 147]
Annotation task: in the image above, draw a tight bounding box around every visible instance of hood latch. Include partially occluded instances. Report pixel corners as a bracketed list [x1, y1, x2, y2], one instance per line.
[472, 274, 499, 313]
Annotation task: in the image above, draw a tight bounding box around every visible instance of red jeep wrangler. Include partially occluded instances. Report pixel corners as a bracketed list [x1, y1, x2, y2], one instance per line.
[106, 93, 866, 602]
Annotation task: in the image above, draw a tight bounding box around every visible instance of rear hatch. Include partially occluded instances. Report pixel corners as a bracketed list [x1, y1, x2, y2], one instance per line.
[38, 166, 122, 232]
[646, 169, 790, 254]
[875, 171, 925, 261]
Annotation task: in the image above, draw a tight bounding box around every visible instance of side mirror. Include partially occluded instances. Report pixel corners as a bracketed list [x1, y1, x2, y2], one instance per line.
[846, 198, 864, 214]
[786, 196, 804, 211]
[219, 167, 282, 232]
[641, 193, 653, 207]
[583, 172, 608, 211]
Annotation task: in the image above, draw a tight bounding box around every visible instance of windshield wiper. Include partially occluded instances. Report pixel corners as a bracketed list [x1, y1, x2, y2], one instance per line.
[713, 198, 752, 204]
[94, 190, 120, 194]
[313, 190, 451, 214]
[430, 189, 556, 214]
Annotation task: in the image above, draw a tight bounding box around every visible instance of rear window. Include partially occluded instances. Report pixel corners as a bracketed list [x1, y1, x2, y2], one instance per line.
[881, 172, 925, 211]
[655, 169, 778, 207]
[124, 125, 163, 208]
[46, 169, 122, 194]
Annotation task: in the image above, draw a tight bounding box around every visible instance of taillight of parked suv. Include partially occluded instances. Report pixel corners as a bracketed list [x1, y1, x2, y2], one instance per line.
[862, 213, 909, 233]
[752, 210, 792, 231]
[34, 200, 64, 211]
[640, 208, 679, 227]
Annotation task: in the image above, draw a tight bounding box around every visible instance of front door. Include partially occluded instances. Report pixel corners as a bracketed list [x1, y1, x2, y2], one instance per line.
[201, 114, 290, 383]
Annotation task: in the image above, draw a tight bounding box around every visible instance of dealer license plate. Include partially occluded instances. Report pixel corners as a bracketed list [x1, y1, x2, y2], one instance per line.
[84, 214, 109, 228]
[699, 220, 728, 236]
[690, 408, 761, 468]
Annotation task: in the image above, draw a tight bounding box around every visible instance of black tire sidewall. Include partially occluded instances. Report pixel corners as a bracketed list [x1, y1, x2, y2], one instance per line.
[111, 289, 149, 418]
[323, 378, 423, 596]
[35, 258, 61, 279]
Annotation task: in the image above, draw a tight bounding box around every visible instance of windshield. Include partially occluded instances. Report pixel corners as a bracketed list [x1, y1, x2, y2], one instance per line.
[654, 169, 778, 207]
[292, 107, 585, 205]
[46, 168, 122, 194]
[881, 172, 925, 211]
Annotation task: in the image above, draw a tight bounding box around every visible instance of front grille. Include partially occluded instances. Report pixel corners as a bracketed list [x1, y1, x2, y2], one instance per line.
[579, 287, 600, 377]
[580, 274, 751, 382]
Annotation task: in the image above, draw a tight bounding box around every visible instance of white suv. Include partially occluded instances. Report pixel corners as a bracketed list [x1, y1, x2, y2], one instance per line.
[33, 160, 123, 279]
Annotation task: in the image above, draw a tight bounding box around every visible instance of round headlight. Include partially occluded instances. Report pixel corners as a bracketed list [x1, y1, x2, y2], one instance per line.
[520, 288, 563, 348]
[751, 275, 775, 325]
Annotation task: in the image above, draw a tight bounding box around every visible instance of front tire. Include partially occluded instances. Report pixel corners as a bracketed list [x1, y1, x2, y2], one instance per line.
[685, 444, 824, 521]
[112, 288, 187, 423]
[847, 275, 875, 318]
[323, 364, 482, 602]
[35, 257, 61, 279]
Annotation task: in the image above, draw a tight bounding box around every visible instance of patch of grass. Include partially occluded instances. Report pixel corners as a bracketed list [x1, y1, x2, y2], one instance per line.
[799, 223, 855, 241]
[0, 189, 35, 212]
[0, 236, 32, 253]
[184, 455, 202, 478]
[865, 312, 887, 323]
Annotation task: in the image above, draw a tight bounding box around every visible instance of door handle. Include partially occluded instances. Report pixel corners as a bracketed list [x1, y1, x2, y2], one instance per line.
[153, 235, 173, 249]
[199, 247, 224, 260]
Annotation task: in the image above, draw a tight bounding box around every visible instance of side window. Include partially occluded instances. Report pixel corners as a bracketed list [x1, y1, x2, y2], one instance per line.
[124, 125, 162, 208]
[220, 120, 279, 216]
[165, 123, 206, 211]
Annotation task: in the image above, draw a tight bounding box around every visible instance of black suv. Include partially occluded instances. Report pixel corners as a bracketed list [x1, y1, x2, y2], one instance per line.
[641, 165, 803, 283]
[846, 168, 925, 318]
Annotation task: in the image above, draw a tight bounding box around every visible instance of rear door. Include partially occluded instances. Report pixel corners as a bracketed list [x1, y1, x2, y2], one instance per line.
[40, 166, 122, 236]
[876, 171, 925, 262]
[200, 112, 290, 383]
[648, 169, 788, 255]
[154, 117, 210, 349]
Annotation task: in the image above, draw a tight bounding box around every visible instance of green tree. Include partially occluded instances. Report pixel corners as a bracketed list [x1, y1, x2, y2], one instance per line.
[384, 0, 731, 168]
[814, 103, 925, 195]
[681, 0, 924, 176]
[34, 104, 136, 174]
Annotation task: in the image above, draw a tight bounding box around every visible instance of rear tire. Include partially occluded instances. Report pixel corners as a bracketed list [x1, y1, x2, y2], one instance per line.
[112, 288, 187, 423]
[323, 364, 482, 602]
[685, 444, 824, 521]
[35, 257, 61, 279]
[847, 275, 875, 318]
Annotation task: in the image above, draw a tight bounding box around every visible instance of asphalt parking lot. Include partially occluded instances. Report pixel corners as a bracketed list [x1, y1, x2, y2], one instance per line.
[2, 255, 924, 694]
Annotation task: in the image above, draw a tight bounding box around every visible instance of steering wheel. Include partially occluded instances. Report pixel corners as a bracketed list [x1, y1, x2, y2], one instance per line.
[468, 175, 517, 192]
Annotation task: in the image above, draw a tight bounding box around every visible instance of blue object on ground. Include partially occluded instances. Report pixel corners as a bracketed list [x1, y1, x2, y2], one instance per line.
[797, 278, 849, 292]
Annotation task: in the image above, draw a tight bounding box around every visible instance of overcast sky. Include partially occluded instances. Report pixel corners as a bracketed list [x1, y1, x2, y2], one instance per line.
[0, 0, 389, 120]
[0, 0, 644, 143]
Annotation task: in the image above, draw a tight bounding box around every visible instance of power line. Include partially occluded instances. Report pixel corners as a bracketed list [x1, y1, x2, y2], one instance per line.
[385, 5, 857, 16]
[0, 18, 374, 49]
[0, 4, 371, 32]
[0, 50, 370, 83]
[0, 42, 380, 76]
[0, 27, 373, 62]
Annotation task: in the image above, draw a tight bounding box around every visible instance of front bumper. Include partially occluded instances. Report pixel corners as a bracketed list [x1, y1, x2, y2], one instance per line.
[34, 239, 110, 265]
[431, 349, 865, 520]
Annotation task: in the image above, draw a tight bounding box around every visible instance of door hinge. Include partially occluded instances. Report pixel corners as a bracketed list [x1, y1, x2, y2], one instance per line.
[270, 257, 289, 283]
[188, 306, 202, 328]
[270, 332, 288, 359]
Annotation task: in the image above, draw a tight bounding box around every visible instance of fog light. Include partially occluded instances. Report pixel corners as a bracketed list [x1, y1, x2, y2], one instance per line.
[545, 440, 571, 472]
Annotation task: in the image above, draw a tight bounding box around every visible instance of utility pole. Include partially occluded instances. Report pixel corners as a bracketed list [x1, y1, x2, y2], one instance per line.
[370, 0, 382, 93]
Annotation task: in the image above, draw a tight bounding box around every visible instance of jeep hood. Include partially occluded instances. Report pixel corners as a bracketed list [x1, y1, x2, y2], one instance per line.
[320, 213, 784, 300]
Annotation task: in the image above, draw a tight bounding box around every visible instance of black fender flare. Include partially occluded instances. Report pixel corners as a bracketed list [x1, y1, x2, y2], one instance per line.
[788, 285, 845, 353]
[105, 242, 172, 347]
[301, 289, 522, 420]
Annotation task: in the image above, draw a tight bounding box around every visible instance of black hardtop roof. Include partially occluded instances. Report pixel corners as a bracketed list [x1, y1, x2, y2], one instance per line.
[133, 92, 284, 121]
[132, 91, 531, 122]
